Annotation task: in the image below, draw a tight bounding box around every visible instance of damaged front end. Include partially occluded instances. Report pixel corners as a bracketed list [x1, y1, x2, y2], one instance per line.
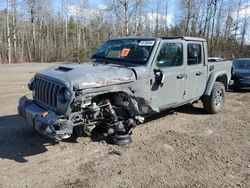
[18, 96, 73, 140]
[18, 92, 146, 145]
[17, 63, 152, 145]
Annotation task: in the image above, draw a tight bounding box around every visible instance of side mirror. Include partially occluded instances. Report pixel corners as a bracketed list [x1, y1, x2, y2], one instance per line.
[153, 69, 165, 85]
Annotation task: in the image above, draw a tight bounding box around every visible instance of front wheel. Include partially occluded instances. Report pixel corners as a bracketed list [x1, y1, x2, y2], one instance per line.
[202, 82, 225, 114]
[73, 125, 87, 137]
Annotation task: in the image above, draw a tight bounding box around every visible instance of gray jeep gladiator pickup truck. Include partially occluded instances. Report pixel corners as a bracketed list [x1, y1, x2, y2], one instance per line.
[18, 36, 232, 145]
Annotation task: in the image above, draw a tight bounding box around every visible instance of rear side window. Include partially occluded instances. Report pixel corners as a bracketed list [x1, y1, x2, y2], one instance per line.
[187, 44, 202, 65]
[156, 43, 183, 68]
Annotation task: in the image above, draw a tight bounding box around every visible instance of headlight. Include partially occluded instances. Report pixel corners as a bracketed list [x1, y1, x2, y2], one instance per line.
[28, 77, 35, 90]
[64, 89, 72, 100]
[58, 88, 72, 102]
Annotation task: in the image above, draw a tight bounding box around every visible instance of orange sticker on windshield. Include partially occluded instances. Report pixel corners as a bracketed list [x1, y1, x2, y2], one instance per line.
[120, 48, 130, 57]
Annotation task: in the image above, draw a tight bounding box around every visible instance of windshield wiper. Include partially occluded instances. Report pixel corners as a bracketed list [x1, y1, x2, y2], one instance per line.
[93, 57, 111, 65]
[93, 56, 133, 69]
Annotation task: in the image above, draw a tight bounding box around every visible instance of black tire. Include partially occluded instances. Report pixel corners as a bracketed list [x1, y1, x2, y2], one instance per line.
[107, 133, 133, 146]
[91, 124, 107, 134]
[73, 125, 86, 137]
[202, 82, 225, 114]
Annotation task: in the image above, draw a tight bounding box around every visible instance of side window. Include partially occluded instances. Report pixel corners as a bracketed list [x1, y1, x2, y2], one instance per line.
[187, 44, 202, 65]
[156, 43, 183, 68]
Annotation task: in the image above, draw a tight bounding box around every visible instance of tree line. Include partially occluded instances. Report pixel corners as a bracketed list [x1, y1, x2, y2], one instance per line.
[0, 0, 249, 64]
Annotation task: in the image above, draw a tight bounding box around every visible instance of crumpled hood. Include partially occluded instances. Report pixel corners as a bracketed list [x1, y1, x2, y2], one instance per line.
[37, 63, 136, 89]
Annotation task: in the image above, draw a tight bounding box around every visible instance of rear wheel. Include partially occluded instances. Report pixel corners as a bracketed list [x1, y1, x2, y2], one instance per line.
[202, 82, 225, 114]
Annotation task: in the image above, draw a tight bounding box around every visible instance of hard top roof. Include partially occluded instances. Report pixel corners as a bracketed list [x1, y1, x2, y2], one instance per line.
[110, 36, 206, 42]
[161, 36, 206, 42]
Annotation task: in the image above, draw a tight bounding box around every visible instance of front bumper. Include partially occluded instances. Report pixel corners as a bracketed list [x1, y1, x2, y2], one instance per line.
[231, 76, 250, 88]
[18, 96, 73, 140]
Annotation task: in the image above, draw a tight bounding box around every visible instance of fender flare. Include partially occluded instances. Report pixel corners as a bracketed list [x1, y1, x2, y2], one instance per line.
[204, 70, 228, 96]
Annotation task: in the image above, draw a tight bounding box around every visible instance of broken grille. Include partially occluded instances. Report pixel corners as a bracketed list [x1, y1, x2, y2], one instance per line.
[34, 77, 60, 108]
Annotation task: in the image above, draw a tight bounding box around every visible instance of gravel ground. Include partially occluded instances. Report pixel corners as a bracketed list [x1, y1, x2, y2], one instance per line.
[0, 63, 249, 188]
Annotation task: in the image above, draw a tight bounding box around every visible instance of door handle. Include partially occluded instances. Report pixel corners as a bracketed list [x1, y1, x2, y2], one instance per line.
[177, 74, 185, 79]
[196, 71, 202, 76]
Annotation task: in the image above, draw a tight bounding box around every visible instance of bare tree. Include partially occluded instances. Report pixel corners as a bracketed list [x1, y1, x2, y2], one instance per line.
[11, 0, 17, 62]
[6, 0, 11, 64]
[181, 0, 194, 35]
[240, 5, 249, 49]
[135, 0, 143, 35]
[107, 0, 137, 36]
[202, 0, 212, 38]
[232, 0, 244, 56]
[155, 1, 160, 36]
[224, 9, 233, 39]
[214, 1, 223, 40]
[164, 0, 169, 32]
[210, 0, 219, 56]
[26, 0, 37, 61]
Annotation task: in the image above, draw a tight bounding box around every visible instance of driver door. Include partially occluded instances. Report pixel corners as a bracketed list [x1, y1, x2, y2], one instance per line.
[151, 41, 186, 109]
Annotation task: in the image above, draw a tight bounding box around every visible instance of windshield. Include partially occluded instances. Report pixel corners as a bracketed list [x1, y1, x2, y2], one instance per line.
[92, 39, 156, 65]
[233, 59, 250, 69]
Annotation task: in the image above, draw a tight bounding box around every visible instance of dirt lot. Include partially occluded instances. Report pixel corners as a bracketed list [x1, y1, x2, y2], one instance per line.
[0, 63, 249, 188]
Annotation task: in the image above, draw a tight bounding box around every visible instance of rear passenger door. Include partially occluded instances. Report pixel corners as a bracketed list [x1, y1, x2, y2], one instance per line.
[184, 42, 207, 100]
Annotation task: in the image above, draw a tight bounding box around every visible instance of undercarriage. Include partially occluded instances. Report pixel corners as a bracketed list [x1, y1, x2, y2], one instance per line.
[70, 93, 145, 145]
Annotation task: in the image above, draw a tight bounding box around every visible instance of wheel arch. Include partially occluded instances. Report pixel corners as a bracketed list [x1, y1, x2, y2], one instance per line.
[204, 71, 228, 96]
[90, 91, 148, 116]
